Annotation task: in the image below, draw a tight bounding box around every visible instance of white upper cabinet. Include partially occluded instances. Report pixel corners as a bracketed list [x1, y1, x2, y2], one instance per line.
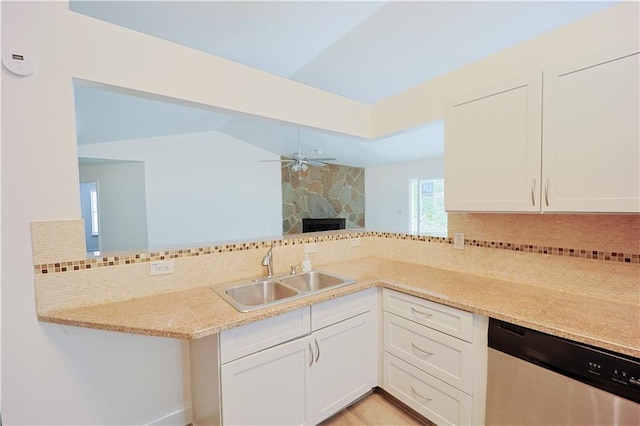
[445, 39, 639, 213]
[445, 73, 543, 212]
[542, 40, 639, 212]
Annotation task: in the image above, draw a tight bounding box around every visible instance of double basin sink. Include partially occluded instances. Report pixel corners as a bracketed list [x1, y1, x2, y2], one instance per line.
[213, 271, 355, 312]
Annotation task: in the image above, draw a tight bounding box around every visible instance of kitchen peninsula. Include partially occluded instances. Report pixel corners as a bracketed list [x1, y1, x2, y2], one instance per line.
[37, 254, 639, 358]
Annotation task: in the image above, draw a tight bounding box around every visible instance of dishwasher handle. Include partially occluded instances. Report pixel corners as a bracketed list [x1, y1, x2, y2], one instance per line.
[488, 319, 527, 357]
[490, 319, 575, 368]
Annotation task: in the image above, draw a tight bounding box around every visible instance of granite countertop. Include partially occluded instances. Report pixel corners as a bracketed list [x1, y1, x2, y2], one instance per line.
[38, 257, 640, 358]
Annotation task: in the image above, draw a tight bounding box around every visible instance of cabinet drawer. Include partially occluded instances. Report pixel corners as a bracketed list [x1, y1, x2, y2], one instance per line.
[220, 307, 310, 364]
[383, 289, 473, 342]
[384, 313, 473, 394]
[383, 352, 472, 426]
[311, 288, 373, 331]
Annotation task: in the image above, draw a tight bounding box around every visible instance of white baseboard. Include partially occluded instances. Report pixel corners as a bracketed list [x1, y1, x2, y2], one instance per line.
[146, 404, 192, 426]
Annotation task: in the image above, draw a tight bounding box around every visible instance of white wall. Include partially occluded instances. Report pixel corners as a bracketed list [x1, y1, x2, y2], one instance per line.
[0, 1, 3, 415]
[79, 161, 149, 252]
[78, 131, 283, 248]
[2, 1, 638, 425]
[366, 157, 444, 233]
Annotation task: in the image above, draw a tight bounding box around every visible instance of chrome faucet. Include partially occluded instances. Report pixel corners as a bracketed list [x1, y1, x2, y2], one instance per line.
[261, 245, 274, 278]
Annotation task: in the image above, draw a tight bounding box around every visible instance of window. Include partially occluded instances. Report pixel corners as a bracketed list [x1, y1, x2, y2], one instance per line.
[90, 188, 99, 236]
[410, 178, 447, 236]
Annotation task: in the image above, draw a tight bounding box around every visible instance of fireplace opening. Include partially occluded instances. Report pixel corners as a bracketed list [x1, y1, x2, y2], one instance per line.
[302, 218, 346, 233]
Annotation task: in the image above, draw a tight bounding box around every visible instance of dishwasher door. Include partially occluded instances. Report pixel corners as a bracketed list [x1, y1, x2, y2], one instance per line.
[487, 348, 640, 425]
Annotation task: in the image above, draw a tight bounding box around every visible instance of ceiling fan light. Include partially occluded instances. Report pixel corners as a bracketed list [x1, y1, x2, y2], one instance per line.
[301, 163, 309, 172]
[292, 163, 300, 172]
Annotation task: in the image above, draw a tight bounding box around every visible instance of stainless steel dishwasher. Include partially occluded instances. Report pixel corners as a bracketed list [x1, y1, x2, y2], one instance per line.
[486, 318, 640, 425]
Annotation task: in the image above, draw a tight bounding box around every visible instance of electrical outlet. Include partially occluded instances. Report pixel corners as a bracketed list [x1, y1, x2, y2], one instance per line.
[351, 238, 361, 247]
[304, 243, 317, 254]
[150, 261, 174, 276]
[453, 233, 465, 250]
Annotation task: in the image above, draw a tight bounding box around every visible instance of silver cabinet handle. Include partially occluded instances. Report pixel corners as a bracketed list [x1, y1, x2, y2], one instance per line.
[544, 178, 550, 207]
[531, 178, 536, 206]
[315, 339, 320, 363]
[411, 386, 433, 401]
[308, 342, 314, 367]
[410, 306, 433, 318]
[411, 342, 434, 356]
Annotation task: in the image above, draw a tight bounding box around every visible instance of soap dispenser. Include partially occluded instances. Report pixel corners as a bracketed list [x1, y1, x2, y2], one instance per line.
[301, 253, 312, 272]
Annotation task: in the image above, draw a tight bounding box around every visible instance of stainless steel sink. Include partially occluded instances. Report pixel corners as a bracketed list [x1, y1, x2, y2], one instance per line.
[278, 271, 351, 292]
[227, 280, 297, 305]
[218, 280, 297, 312]
[213, 271, 355, 312]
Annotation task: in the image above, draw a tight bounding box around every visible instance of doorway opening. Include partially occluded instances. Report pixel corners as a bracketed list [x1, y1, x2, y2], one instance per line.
[80, 181, 100, 253]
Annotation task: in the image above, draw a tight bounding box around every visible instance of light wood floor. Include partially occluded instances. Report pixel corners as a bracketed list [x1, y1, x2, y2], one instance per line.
[186, 390, 431, 426]
[320, 391, 431, 426]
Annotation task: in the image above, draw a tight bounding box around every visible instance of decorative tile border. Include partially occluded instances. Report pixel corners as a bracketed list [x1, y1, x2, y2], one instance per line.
[463, 239, 639, 263]
[33, 231, 369, 274]
[33, 231, 639, 275]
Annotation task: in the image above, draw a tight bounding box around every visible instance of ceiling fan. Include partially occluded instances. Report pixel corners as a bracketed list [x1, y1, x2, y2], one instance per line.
[260, 128, 336, 171]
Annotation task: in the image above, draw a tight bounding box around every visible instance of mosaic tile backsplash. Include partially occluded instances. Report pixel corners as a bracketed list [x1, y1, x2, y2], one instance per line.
[33, 229, 640, 275]
[448, 213, 640, 254]
[32, 214, 640, 312]
[34, 231, 368, 274]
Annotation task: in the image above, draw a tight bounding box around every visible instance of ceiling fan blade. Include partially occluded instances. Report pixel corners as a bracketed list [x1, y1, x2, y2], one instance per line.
[260, 159, 296, 163]
[308, 157, 336, 162]
[259, 129, 337, 169]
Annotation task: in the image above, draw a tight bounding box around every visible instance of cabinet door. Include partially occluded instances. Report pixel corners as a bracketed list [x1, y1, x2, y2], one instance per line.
[306, 312, 375, 425]
[542, 40, 639, 212]
[221, 336, 309, 426]
[445, 73, 542, 212]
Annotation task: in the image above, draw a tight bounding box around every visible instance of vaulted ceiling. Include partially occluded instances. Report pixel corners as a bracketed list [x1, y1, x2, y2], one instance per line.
[70, 1, 616, 167]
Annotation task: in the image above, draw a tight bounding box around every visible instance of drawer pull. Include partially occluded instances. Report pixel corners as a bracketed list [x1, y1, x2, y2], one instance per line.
[411, 342, 434, 356]
[308, 343, 314, 367]
[410, 386, 433, 401]
[315, 339, 320, 362]
[410, 306, 433, 318]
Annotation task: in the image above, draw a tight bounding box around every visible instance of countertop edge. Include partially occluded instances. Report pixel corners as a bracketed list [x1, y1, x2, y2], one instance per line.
[37, 261, 640, 358]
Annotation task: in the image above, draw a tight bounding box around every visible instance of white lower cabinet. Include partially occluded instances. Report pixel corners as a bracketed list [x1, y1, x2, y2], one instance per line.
[191, 288, 378, 426]
[192, 287, 486, 426]
[221, 312, 375, 426]
[381, 289, 488, 426]
[306, 312, 374, 425]
[221, 337, 308, 426]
